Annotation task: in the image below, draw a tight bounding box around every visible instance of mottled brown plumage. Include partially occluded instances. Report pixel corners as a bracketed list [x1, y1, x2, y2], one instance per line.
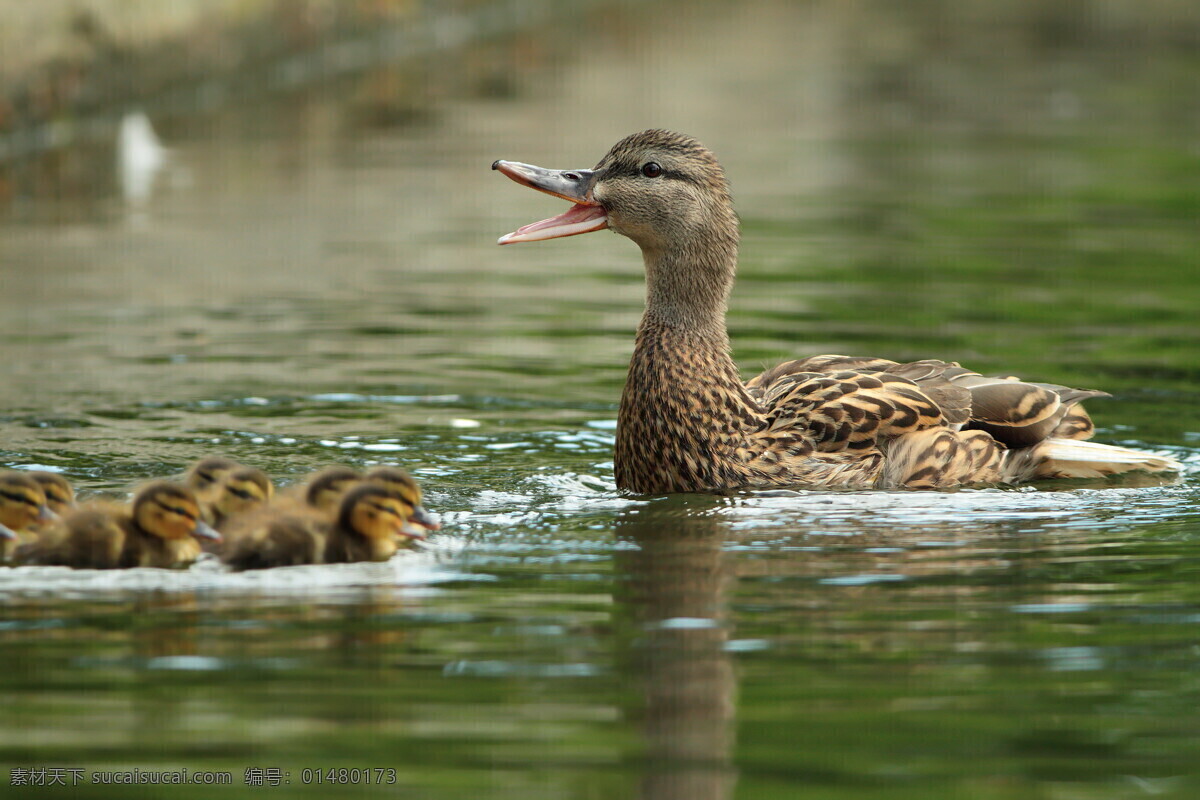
[495, 129, 1182, 492]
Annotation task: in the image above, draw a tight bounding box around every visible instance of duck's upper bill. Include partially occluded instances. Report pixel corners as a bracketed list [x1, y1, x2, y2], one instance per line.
[492, 159, 608, 244]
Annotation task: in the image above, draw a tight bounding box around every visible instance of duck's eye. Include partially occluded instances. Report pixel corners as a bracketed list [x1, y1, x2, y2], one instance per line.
[641, 162, 662, 178]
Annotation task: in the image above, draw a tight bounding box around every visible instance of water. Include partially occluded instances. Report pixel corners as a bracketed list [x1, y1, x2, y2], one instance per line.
[3, 1, 1200, 797]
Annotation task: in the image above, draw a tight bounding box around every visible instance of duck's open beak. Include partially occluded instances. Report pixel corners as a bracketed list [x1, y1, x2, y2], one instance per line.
[191, 520, 222, 542]
[492, 160, 607, 244]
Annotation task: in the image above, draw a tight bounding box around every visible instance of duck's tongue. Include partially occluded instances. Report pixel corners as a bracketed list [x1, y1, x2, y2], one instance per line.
[498, 203, 608, 244]
[492, 159, 608, 244]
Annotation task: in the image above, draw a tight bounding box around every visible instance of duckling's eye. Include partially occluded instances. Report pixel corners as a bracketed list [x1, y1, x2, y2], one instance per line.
[641, 162, 663, 178]
[156, 502, 196, 521]
[228, 486, 255, 500]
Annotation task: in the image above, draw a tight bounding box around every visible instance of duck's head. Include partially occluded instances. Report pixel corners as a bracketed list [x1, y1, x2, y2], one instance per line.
[364, 466, 440, 533]
[184, 457, 241, 492]
[337, 484, 423, 544]
[0, 471, 53, 531]
[212, 467, 274, 520]
[493, 129, 737, 257]
[29, 472, 75, 516]
[304, 466, 363, 513]
[132, 481, 221, 543]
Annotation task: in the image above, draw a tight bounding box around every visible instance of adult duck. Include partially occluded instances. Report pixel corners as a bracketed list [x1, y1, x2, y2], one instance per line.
[493, 129, 1181, 493]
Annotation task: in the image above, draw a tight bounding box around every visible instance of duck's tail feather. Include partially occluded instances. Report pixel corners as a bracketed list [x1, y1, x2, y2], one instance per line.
[1005, 438, 1183, 482]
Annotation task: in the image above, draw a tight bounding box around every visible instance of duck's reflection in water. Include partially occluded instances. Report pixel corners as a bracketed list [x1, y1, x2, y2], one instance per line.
[614, 497, 737, 800]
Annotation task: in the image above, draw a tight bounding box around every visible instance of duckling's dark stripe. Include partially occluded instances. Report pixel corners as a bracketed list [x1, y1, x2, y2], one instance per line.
[0, 489, 37, 506]
[363, 500, 404, 518]
[228, 486, 256, 500]
[154, 500, 197, 521]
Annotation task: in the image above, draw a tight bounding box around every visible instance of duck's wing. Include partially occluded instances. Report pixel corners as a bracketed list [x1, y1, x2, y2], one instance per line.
[939, 366, 1108, 447]
[746, 357, 970, 453]
[748, 355, 1107, 450]
[743, 355, 1148, 487]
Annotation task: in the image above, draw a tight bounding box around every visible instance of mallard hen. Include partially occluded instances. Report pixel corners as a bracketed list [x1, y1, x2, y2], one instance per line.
[494, 129, 1182, 493]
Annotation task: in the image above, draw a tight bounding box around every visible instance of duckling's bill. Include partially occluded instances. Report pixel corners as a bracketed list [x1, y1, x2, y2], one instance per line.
[492, 160, 608, 244]
[191, 520, 222, 542]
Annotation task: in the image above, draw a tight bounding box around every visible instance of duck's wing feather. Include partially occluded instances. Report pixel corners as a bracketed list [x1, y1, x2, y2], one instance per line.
[749, 355, 1107, 450]
[941, 366, 1109, 447]
[743, 355, 1137, 487]
[747, 357, 970, 453]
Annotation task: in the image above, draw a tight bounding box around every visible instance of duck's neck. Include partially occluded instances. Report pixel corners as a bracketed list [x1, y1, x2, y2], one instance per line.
[615, 240, 759, 493]
[639, 232, 737, 336]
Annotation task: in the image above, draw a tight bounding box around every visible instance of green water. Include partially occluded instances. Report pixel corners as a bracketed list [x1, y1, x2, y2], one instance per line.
[2, 1, 1200, 797]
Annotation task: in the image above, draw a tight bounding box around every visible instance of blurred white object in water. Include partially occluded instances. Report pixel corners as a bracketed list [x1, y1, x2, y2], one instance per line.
[117, 110, 167, 207]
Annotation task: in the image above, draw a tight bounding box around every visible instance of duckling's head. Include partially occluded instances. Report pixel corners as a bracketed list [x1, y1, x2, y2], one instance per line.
[305, 466, 363, 513]
[0, 471, 52, 532]
[29, 471, 75, 516]
[364, 466, 440, 532]
[212, 467, 274, 521]
[494, 129, 737, 256]
[337, 484, 420, 543]
[184, 457, 241, 491]
[132, 482, 221, 543]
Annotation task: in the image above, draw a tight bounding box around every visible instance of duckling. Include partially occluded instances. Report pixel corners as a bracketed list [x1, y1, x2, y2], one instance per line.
[208, 467, 274, 530]
[223, 483, 417, 570]
[363, 466, 440, 533]
[184, 456, 241, 522]
[19, 481, 219, 569]
[494, 130, 1183, 491]
[301, 466, 363, 515]
[17, 507, 126, 569]
[28, 471, 75, 516]
[324, 484, 421, 564]
[0, 471, 52, 562]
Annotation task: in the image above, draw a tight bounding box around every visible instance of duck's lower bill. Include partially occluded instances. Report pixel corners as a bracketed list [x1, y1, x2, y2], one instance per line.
[498, 202, 608, 244]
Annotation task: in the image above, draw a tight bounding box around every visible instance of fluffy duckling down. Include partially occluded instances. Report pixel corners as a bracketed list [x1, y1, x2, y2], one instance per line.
[222, 483, 424, 571]
[20, 481, 220, 569]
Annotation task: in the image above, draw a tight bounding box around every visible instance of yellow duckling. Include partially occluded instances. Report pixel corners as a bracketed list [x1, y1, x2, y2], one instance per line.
[208, 467, 274, 530]
[223, 484, 421, 571]
[0, 471, 52, 562]
[28, 471, 75, 516]
[21, 481, 220, 569]
[184, 456, 242, 523]
[363, 466, 440, 533]
[300, 466, 363, 515]
[326, 484, 425, 563]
